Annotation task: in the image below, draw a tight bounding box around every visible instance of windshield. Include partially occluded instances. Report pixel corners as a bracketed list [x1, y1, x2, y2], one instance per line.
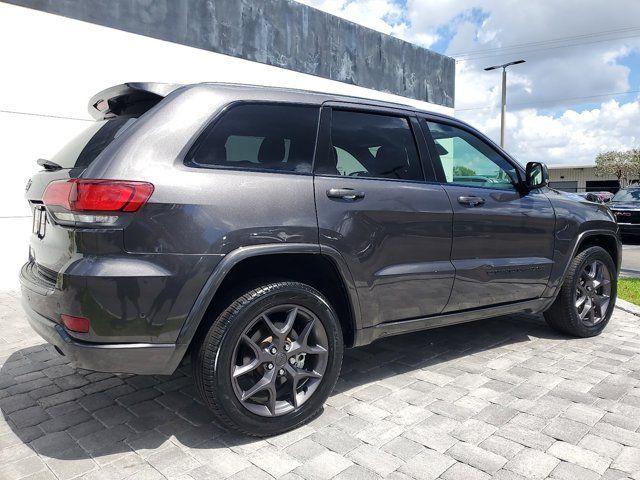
[612, 189, 640, 202]
[51, 116, 137, 169]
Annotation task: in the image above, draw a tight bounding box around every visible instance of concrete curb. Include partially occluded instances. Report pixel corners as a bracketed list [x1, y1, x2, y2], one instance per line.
[615, 298, 640, 316]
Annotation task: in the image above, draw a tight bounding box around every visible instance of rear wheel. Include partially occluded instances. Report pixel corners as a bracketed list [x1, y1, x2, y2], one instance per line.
[544, 246, 616, 337]
[193, 282, 343, 436]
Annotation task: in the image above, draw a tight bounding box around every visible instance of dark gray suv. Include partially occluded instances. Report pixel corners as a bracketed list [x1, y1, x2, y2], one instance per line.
[20, 82, 621, 436]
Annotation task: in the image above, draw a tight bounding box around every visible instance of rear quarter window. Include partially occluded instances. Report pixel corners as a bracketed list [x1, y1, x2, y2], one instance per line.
[186, 103, 319, 174]
[51, 116, 137, 169]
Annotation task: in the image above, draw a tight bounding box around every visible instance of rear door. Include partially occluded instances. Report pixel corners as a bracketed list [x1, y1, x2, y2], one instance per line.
[313, 104, 455, 327]
[421, 118, 556, 311]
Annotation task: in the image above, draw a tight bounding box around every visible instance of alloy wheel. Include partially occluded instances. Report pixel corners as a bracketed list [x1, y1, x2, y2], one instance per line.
[230, 304, 329, 417]
[575, 259, 612, 326]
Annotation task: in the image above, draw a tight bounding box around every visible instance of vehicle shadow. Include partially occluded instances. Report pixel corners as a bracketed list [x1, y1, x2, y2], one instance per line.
[0, 312, 562, 460]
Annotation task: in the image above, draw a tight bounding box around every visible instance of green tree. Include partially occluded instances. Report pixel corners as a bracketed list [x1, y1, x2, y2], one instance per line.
[627, 148, 640, 184]
[595, 151, 630, 187]
[453, 165, 476, 176]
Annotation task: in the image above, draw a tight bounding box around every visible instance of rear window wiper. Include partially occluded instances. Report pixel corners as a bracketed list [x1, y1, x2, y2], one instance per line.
[37, 158, 63, 171]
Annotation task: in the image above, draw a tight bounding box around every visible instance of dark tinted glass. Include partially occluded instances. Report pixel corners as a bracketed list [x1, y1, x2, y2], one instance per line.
[189, 104, 319, 174]
[317, 110, 423, 181]
[51, 116, 137, 169]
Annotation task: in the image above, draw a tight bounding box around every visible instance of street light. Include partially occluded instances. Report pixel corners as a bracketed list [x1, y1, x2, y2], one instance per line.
[484, 59, 526, 148]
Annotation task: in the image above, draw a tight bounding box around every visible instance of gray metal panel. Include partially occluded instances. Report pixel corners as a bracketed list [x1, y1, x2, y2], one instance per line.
[315, 175, 455, 325]
[441, 185, 556, 311]
[4, 0, 455, 106]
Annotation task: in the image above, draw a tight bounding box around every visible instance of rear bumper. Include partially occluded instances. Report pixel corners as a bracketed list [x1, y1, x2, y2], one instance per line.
[21, 297, 182, 375]
[20, 261, 186, 375]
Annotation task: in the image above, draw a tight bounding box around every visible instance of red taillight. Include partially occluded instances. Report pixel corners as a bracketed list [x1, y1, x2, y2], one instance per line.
[61, 314, 90, 333]
[43, 179, 154, 212]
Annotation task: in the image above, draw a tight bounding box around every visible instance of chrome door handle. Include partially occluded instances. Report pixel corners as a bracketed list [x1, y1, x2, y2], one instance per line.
[327, 188, 365, 201]
[458, 195, 485, 207]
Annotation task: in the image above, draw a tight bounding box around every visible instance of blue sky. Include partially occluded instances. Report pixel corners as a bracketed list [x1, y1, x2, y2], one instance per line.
[297, 0, 640, 165]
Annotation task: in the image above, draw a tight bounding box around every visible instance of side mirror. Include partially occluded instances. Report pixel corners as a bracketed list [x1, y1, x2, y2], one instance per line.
[525, 162, 549, 189]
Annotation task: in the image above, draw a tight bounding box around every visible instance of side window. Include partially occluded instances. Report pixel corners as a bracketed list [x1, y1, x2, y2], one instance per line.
[316, 110, 423, 181]
[425, 121, 519, 190]
[187, 104, 319, 173]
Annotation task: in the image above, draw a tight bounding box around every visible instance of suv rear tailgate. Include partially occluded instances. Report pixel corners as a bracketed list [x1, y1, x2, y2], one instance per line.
[25, 82, 180, 276]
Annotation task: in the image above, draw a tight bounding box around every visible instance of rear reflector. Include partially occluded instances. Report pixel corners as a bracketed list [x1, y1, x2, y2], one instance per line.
[61, 314, 90, 333]
[43, 179, 154, 213]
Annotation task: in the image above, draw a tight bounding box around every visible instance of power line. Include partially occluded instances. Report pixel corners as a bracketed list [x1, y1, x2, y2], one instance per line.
[453, 31, 640, 63]
[456, 33, 640, 62]
[450, 26, 640, 58]
[0, 108, 92, 122]
[456, 89, 640, 112]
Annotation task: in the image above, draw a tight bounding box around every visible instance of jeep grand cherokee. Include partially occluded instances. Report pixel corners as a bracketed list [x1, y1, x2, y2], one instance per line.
[20, 82, 621, 436]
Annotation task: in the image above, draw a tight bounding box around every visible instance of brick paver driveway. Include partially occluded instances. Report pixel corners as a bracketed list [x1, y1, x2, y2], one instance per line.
[1, 290, 640, 480]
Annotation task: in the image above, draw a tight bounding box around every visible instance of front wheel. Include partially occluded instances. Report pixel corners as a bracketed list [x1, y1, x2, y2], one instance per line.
[544, 246, 617, 337]
[192, 282, 343, 436]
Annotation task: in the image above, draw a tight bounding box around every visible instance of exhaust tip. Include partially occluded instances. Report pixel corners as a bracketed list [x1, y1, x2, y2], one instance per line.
[54, 345, 65, 357]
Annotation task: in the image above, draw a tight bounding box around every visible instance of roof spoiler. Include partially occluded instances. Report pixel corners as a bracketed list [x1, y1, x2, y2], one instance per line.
[88, 82, 182, 120]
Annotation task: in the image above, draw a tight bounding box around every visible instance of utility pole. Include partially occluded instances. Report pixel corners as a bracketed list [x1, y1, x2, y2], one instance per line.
[484, 60, 525, 148]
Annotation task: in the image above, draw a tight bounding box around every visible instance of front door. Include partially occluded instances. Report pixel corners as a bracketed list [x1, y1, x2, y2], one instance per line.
[421, 119, 556, 312]
[314, 106, 455, 326]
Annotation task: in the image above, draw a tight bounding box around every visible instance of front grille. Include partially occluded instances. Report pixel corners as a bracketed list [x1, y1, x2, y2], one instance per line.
[612, 210, 640, 224]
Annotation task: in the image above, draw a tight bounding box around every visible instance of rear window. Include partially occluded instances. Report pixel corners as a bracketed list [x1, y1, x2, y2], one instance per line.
[187, 104, 319, 174]
[51, 116, 137, 169]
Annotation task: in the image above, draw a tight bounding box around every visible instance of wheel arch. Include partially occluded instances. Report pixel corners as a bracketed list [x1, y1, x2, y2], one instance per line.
[177, 244, 362, 356]
[575, 231, 621, 272]
[542, 229, 621, 302]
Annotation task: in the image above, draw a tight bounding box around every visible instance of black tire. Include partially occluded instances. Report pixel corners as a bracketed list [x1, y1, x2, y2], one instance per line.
[192, 281, 343, 437]
[544, 246, 617, 337]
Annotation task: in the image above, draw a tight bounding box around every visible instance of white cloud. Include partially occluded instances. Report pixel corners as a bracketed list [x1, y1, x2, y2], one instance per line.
[296, 0, 411, 39]
[446, 0, 640, 166]
[460, 100, 640, 165]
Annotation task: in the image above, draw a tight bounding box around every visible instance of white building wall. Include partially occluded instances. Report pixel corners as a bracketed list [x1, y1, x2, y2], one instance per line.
[0, 3, 453, 289]
[548, 167, 619, 191]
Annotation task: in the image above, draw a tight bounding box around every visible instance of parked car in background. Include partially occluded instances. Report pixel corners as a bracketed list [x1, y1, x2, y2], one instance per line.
[20, 82, 621, 436]
[609, 186, 640, 236]
[578, 191, 614, 203]
[598, 191, 615, 203]
[578, 192, 596, 201]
